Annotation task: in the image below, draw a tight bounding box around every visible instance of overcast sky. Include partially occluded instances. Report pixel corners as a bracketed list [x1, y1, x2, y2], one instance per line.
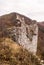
[0, 0, 44, 22]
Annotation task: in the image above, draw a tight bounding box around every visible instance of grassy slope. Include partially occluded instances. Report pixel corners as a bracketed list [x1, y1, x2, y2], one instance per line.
[0, 38, 41, 65]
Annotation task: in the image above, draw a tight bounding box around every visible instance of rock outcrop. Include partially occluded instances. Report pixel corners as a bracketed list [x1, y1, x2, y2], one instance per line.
[0, 13, 38, 55]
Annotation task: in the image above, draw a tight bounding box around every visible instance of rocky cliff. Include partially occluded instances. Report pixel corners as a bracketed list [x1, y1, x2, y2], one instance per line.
[0, 13, 38, 55]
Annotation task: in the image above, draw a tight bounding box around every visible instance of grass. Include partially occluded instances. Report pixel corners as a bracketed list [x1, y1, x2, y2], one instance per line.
[0, 38, 41, 65]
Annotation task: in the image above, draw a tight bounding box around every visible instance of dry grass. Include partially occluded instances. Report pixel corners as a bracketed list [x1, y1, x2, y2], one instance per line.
[0, 38, 41, 65]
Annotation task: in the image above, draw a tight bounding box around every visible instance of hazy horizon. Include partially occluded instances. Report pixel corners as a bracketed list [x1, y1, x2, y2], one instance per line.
[0, 0, 44, 22]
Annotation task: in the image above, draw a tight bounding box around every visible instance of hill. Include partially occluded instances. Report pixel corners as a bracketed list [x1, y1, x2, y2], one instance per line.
[37, 22, 44, 60]
[0, 12, 44, 65]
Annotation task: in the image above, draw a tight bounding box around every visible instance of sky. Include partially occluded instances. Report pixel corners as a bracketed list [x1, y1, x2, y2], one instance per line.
[0, 0, 44, 22]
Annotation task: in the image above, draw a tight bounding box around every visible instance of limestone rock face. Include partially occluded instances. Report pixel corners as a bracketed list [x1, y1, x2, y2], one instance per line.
[6, 14, 38, 55]
[0, 13, 38, 55]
